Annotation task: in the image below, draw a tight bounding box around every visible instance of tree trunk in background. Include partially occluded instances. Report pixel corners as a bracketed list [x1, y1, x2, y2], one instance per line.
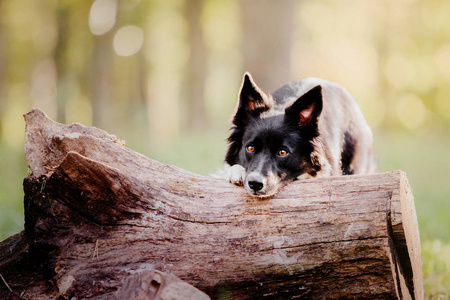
[112, 2, 149, 139]
[185, 0, 208, 130]
[54, 3, 71, 124]
[0, 12, 4, 137]
[240, 0, 297, 92]
[91, 33, 113, 131]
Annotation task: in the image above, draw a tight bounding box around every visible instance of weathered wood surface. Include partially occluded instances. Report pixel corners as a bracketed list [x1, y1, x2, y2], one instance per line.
[0, 109, 423, 299]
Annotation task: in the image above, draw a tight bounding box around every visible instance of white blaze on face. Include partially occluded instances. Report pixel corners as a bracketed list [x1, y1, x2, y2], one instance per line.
[245, 169, 285, 198]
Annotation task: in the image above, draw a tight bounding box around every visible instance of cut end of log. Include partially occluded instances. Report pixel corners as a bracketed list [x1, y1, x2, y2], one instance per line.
[0, 109, 423, 299]
[116, 270, 210, 300]
[23, 108, 121, 178]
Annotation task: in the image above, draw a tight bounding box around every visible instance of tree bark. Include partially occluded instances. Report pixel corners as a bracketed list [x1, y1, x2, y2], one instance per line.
[0, 109, 423, 299]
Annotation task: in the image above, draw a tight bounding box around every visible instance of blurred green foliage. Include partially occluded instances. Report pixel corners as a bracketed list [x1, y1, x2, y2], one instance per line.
[0, 142, 26, 240]
[0, 0, 449, 296]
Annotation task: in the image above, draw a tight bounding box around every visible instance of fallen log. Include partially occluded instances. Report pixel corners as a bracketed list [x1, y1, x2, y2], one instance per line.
[0, 109, 423, 299]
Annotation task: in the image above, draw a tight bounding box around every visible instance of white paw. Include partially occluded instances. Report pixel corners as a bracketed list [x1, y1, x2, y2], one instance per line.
[212, 163, 246, 186]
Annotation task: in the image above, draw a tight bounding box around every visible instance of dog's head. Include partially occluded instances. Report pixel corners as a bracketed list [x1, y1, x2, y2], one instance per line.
[226, 73, 323, 197]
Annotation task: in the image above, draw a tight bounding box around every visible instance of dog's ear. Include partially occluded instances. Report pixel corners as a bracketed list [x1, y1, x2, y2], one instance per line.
[232, 72, 272, 125]
[285, 85, 323, 129]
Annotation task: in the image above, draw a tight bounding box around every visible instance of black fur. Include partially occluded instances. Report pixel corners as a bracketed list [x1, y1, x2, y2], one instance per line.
[341, 132, 356, 175]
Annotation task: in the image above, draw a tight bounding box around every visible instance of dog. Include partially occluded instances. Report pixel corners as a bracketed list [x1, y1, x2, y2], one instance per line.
[218, 72, 375, 197]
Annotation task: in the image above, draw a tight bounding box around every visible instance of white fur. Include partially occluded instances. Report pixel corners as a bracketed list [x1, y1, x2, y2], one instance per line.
[212, 163, 246, 186]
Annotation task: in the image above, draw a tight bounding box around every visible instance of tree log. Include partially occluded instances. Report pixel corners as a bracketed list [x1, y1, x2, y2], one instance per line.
[0, 109, 423, 299]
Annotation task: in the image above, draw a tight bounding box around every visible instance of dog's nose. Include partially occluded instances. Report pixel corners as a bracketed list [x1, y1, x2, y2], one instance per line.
[248, 180, 263, 191]
[247, 173, 264, 192]
[249, 180, 263, 191]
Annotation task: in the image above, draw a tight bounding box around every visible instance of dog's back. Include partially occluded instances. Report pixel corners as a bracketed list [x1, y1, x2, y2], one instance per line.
[271, 78, 375, 176]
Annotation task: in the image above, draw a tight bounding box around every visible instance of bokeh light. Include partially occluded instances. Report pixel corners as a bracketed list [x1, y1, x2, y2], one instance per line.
[435, 44, 450, 83]
[396, 93, 429, 130]
[385, 53, 415, 90]
[113, 26, 144, 57]
[89, 0, 118, 36]
[435, 86, 450, 120]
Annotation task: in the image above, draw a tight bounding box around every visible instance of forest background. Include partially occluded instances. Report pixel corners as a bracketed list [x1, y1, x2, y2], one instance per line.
[0, 0, 449, 297]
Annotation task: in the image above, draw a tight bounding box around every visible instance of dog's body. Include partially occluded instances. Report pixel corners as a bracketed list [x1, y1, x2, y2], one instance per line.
[218, 72, 375, 197]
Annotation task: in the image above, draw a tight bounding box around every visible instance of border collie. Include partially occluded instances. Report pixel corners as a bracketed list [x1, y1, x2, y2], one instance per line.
[218, 72, 375, 197]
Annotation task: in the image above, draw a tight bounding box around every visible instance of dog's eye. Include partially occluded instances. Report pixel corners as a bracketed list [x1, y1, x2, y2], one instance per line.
[246, 145, 255, 153]
[278, 149, 288, 157]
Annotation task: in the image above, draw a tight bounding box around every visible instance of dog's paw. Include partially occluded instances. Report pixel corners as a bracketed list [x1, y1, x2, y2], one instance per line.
[212, 163, 246, 186]
[226, 164, 246, 185]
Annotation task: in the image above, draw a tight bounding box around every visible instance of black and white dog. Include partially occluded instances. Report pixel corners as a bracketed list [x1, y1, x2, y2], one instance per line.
[218, 72, 375, 197]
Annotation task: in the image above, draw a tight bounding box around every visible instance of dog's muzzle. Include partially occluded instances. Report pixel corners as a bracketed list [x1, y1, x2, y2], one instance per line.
[245, 170, 286, 197]
[247, 173, 264, 192]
